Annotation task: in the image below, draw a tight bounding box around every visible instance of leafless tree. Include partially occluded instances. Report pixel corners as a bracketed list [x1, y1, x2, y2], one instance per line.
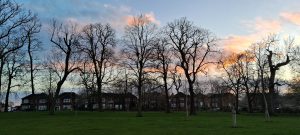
[47, 20, 81, 115]
[239, 51, 259, 113]
[251, 39, 271, 121]
[3, 49, 26, 112]
[122, 15, 157, 117]
[0, 0, 35, 99]
[219, 53, 243, 113]
[165, 17, 218, 115]
[153, 37, 173, 113]
[78, 57, 96, 111]
[23, 15, 41, 95]
[265, 35, 292, 114]
[80, 23, 116, 111]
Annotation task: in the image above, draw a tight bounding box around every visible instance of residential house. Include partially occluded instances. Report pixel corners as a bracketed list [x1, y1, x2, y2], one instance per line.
[21, 93, 48, 111]
[56, 92, 77, 111]
[142, 91, 165, 111]
[170, 92, 189, 111]
[208, 93, 235, 111]
[89, 92, 137, 111]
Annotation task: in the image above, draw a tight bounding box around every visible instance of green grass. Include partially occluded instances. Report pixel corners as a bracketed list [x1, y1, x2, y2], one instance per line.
[0, 111, 299, 135]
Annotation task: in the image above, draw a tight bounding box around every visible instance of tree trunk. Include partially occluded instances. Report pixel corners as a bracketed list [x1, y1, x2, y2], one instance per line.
[97, 84, 102, 112]
[4, 75, 12, 112]
[246, 92, 253, 113]
[260, 70, 270, 121]
[188, 83, 196, 115]
[137, 84, 143, 117]
[4, 87, 11, 112]
[235, 90, 239, 114]
[268, 70, 276, 115]
[163, 73, 170, 113]
[232, 107, 237, 128]
[0, 59, 4, 99]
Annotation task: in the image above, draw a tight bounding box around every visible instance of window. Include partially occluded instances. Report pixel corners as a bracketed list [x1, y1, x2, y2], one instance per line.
[38, 105, 47, 111]
[63, 105, 72, 110]
[63, 98, 71, 103]
[39, 99, 46, 103]
[23, 99, 29, 103]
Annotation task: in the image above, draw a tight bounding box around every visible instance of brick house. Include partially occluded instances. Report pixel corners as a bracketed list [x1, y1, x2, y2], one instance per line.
[207, 93, 235, 111]
[21, 93, 48, 111]
[56, 92, 77, 111]
[88, 92, 137, 111]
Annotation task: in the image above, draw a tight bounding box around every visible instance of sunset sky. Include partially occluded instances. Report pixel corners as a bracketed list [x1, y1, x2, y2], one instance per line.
[14, 0, 300, 80]
[15, 0, 300, 53]
[6, 0, 299, 104]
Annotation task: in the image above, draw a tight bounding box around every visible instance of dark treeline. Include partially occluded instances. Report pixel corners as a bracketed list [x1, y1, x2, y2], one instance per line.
[0, 0, 300, 122]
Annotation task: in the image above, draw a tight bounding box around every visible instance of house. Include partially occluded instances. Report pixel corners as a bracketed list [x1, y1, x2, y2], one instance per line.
[56, 92, 77, 111]
[21, 93, 48, 111]
[207, 93, 235, 111]
[88, 92, 137, 111]
[170, 92, 235, 111]
[170, 92, 189, 111]
[21, 92, 79, 111]
[142, 91, 165, 111]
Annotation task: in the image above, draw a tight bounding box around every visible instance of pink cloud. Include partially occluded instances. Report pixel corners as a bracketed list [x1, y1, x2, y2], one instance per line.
[280, 12, 300, 25]
[222, 18, 282, 53]
[124, 12, 160, 26]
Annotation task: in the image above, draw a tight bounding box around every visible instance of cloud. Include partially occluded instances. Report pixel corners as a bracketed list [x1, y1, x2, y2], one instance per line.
[124, 12, 160, 26]
[222, 18, 282, 53]
[280, 12, 300, 25]
[19, 1, 160, 34]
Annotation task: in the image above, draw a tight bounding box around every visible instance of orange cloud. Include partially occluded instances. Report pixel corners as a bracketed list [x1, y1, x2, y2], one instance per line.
[124, 12, 160, 26]
[222, 18, 282, 53]
[280, 12, 300, 25]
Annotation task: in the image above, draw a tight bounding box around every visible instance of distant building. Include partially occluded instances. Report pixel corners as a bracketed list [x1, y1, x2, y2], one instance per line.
[170, 92, 235, 111]
[207, 93, 235, 111]
[21, 93, 48, 111]
[142, 91, 165, 111]
[170, 92, 189, 111]
[79, 92, 137, 111]
[56, 92, 78, 111]
[20, 92, 78, 111]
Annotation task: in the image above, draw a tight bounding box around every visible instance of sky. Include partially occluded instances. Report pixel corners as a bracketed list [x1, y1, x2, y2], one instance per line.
[14, 0, 300, 51]
[8, 0, 300, 104]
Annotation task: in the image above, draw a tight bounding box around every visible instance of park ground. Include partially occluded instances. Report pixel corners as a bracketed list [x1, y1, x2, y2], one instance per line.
[0, 111, 299, 135]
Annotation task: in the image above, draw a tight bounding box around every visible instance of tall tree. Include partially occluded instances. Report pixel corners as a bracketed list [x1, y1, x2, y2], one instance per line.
[4, 49, 26, 112]
[47, 20, 81, 115]
[265, 36, 292, 114]
[80, 23, 116, 111]
[251, 41, 271, 121]
[219, 53, 243, 113]
[122, 15, 157, 117]
[23, 15, 41, 95]
[153, 38, 172, 113]
[165, 17, 218, 115]
[0, 0, 34, 99]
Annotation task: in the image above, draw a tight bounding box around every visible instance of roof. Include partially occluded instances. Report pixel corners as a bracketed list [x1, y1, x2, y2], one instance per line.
[22, 93, 48, 99]
[59, 92, 77, 98]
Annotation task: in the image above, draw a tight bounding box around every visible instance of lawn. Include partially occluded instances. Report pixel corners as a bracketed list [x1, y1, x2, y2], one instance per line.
[0, 111, 299, 135]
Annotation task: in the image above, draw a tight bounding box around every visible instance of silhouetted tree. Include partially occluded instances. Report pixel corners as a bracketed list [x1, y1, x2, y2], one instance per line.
[165, 17, 218, 115]
[47, 20, 81, 115]
[122, 15, 157, 117]
[153, 37, 173, 113]
[80, 23, 116, 111]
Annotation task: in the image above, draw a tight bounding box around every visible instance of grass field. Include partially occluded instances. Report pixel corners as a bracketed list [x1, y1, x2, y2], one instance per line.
[0, 111, 299, 135]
